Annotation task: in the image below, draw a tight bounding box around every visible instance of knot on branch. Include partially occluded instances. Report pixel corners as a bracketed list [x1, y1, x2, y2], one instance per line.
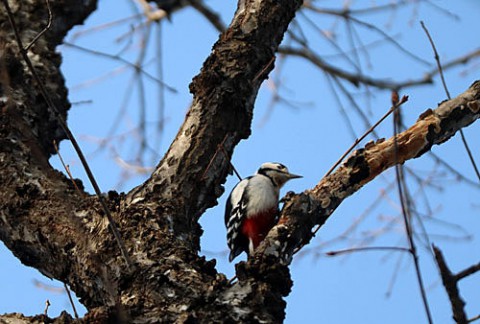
[235, 257, 292, 297]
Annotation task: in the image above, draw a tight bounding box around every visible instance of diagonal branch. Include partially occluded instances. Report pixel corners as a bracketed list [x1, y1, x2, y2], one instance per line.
[126, 0, 304, 250]
[433, 245, 468, 324]
[1, 0, 304, 321]
[213, 83, 480, 324]
[240, 80, 480, 278]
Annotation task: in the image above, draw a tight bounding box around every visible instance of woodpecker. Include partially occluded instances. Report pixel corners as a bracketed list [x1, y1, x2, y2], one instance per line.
[225, 162, 301, 262]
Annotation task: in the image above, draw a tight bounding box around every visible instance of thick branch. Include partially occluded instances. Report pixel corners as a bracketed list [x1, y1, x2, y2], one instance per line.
[0, 0, 122, 313]
[217, 81, 480, 318]
[257, 80, 480, 263]
[1, 0, 304, 322]
[4, 0, 478, 323]
[126, 0, 303, 250]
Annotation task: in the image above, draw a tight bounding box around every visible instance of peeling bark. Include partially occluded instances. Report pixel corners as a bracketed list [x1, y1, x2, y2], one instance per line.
[252, 81, 480, 266]
[1, 0, 302, 322]
[127, 0, 304, 251]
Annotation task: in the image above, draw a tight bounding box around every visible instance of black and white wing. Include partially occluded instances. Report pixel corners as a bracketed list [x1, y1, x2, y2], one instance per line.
[225, 178, 250, 262]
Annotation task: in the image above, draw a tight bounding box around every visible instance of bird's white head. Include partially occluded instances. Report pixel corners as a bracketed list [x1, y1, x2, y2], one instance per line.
[256, 162, 302, 188]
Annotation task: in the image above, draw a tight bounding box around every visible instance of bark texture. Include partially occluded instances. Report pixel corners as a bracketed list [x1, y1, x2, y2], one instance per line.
[250, 81, 480, 266]
[1, 0, 302, 322]
[1, 0, 480, 323]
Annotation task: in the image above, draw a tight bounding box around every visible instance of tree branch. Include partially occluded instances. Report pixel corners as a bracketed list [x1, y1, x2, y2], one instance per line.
[433, 245, 468, 324]
[280, 45, 480, 90]
[126, 0, 303, 251]
[2, 0, 480, 322]
[234, 81, 480, 294]
[255, 81, 480, 263]
[1, 0, 304, 322]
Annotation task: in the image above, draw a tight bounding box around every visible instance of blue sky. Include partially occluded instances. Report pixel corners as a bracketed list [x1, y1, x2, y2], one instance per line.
[1, 1, 480, 323]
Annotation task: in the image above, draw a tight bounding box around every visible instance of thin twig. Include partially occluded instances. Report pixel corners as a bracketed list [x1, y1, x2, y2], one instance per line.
[331, 75, 378, 133]
[420, 22, 451, 99]
[220, 148, 242, 181]
[325, 73, 358, 140]
[70, 13, 142, 40]
[333, 0, 413, 15]
[297, 11, 360, 71]
[345, 18, 362, 74]
[279, 45, 480, 91]
[201, 134, 242, 182]
[155, 21, 165, 159]
[253, 55, 275, 82]
[63, 42, 177, 93]
[423, 0, 460, 21]
[201, 134, 228, 180]
[393, 106, 433, 324]
[1, 0, 133, 270]
[324, 95, 408, 177]
[309, 95, 408, 240]
[258, 49, 287, 126]
[53, 140, 82, 195]
[385, 250, 406, 298]
[305, 4, 431, 66]
[326, 246, 411, 256]
[188, 0, 225, 32]
[455, 261, 480, 281]
[428, 152, 480, 189]
[227, 275, 238, 285]
[133, 19, 152, 164]
[420, 21, 480, 183]
[64, 282, 79, 319]
[25, 0, 53, 51]
[44, 299, 50, 316]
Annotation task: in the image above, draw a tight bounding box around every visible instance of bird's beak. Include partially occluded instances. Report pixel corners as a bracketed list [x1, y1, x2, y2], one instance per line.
[287, 173, 302, 179]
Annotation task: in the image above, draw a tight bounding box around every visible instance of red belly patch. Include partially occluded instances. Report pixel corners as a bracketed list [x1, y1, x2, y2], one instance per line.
[241, 208, 278, 249]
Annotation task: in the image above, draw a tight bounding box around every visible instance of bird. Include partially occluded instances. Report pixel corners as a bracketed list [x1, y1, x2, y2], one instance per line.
[225, 162, 301, 262]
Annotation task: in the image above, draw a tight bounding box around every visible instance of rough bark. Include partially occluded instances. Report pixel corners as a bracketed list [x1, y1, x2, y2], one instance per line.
[250, 81, 480, 266]
[1, 0, 302, 322]
[1, 0, 480, 324]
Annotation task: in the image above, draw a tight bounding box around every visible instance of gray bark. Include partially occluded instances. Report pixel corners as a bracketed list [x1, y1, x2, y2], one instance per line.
[1, 0, 302, 322]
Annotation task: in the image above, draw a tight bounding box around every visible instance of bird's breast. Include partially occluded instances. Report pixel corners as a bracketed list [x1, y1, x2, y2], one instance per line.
[241, 207, 278, 249]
